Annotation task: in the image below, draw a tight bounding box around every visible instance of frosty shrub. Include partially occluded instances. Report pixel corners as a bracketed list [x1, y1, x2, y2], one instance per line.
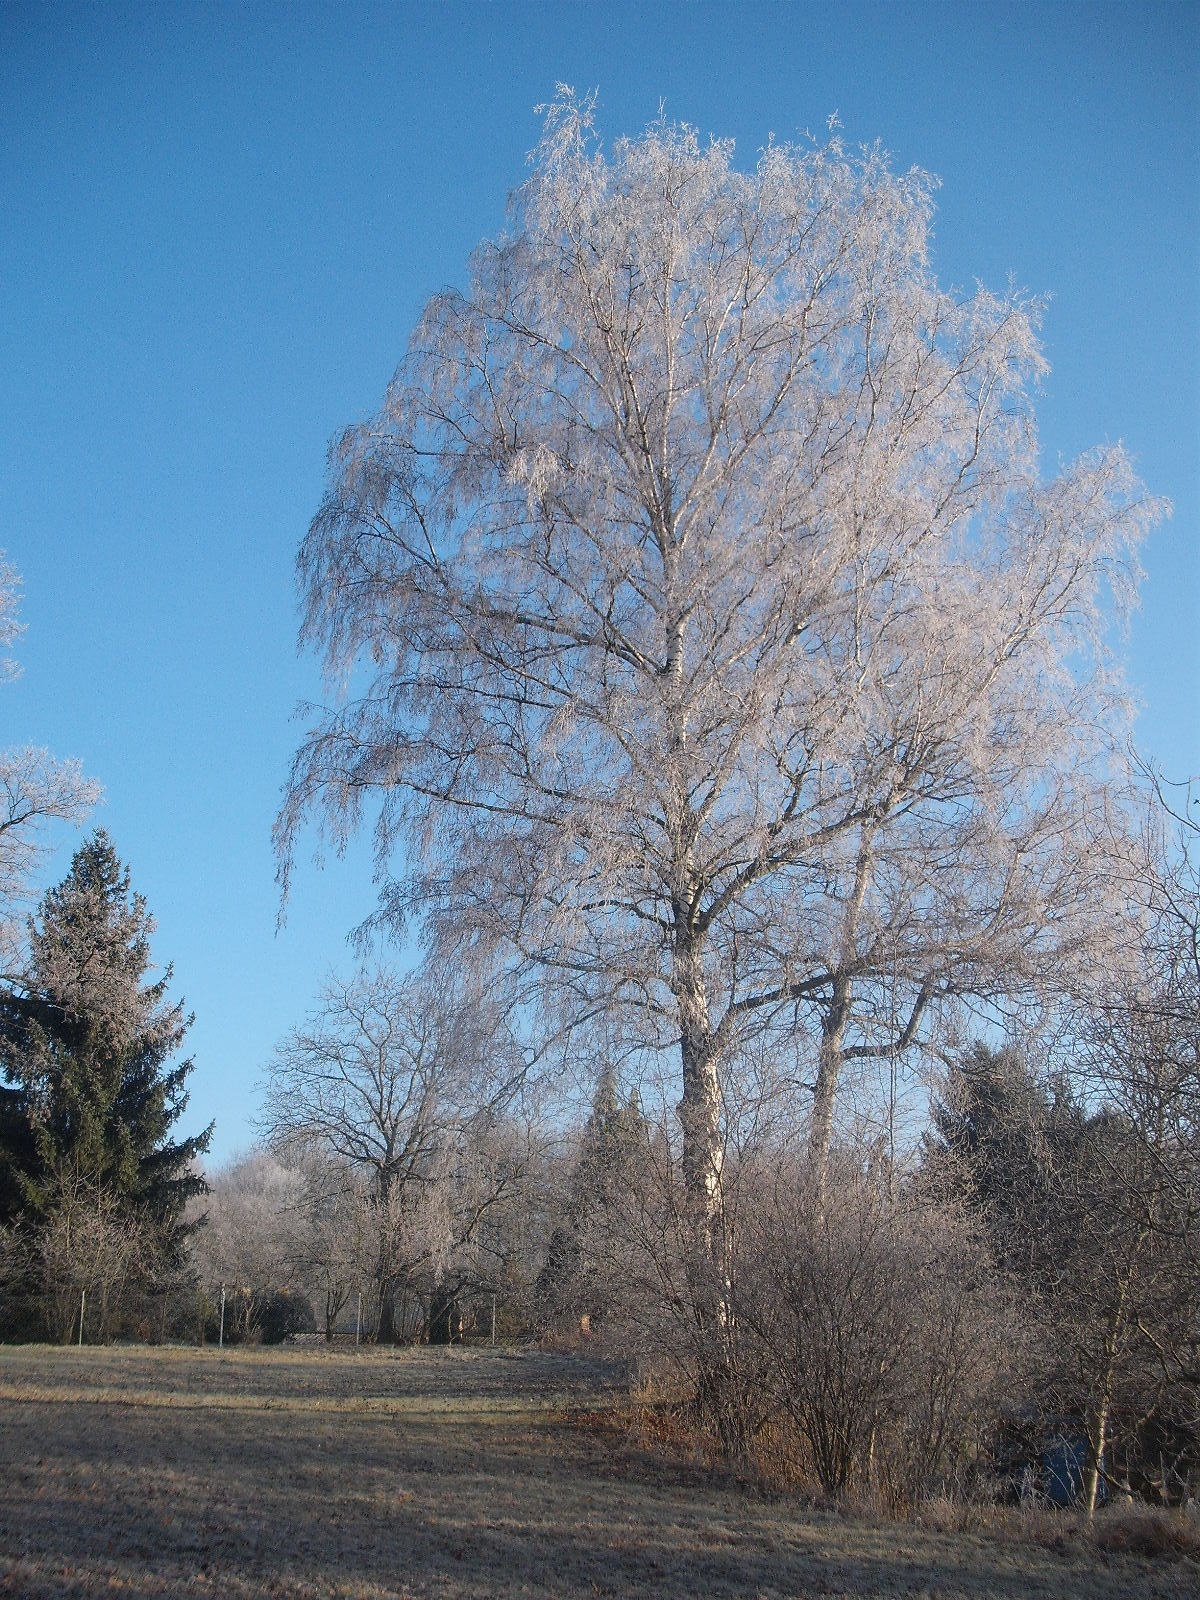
[733, 1159, 1017, 1505]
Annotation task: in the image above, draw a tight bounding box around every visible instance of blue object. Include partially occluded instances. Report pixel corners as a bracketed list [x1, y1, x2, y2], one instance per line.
[1044, 1438, 1105, 1506]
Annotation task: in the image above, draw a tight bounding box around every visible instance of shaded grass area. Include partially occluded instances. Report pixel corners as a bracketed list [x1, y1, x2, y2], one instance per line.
[1, 1344, 1196, 1599]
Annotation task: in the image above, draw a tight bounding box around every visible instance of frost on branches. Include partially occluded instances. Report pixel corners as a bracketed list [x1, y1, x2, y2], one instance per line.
[279, 94, 1164, 1264]
[0, 553, 100, 978]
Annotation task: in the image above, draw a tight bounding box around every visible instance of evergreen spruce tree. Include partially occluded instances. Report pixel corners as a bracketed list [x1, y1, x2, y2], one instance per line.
[537, 1063, 651, 1328]
[921, 1043, 1084, 1279]
[0, 831, 210, 1264]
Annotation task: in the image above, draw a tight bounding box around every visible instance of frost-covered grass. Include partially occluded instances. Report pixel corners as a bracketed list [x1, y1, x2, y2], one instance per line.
[0, 1343, 1195, 1599]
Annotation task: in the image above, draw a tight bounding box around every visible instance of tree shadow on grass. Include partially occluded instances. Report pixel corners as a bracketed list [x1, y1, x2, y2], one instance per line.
[0, 1351, 1194, 1600]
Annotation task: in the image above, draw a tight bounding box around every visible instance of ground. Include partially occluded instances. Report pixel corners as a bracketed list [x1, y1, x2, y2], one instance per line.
[0, 1344, 1194, 1599]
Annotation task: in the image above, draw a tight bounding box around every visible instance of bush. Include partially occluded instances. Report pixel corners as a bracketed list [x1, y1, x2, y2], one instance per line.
[256, 1289, 316, 1344]
[731, 1160, 1019, 1507]
[199, 1285, 315, 1344]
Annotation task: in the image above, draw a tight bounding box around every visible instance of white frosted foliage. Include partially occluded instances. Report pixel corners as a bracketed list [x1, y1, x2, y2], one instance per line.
[280, 94, 1164, 1243]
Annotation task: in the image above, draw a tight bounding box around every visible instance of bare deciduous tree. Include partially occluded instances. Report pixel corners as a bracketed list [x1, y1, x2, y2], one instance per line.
[260, 965, 522, 1341]
[42, 1174, 151, 1343]
[278, 93, 1161, 1320]
[1063, 771, 1200, 1511]
[191, 1149, 306, 1340]
[0, 553, 100, 978]
[286, 1150, 373, 1340]
[1081, 769, 1199, 1193]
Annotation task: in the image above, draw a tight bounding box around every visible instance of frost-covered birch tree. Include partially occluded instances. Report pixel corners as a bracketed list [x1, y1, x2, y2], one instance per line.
[279, 95, 1161, 1282]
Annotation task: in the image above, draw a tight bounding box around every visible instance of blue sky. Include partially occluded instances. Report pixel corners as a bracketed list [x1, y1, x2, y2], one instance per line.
[1, 0, 1196, 1164]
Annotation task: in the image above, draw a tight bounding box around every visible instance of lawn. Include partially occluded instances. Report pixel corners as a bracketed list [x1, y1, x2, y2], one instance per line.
[0, 1343, 1194, 1599]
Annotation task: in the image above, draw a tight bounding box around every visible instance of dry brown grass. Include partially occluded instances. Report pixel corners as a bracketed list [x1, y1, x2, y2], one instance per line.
[917, 1492, 1200, 1563]
[1091, 1504, 1200, 1560]
[1, 1343, 1197, 1598]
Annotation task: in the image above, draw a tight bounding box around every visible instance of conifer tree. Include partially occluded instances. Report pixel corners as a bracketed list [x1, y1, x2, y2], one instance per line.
[0, 831, 210, 1264]
[537, 1063, 651, 1327]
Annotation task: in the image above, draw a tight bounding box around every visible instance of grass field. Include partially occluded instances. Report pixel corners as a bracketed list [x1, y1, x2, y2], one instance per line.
[0, 1343, 1196, 1599]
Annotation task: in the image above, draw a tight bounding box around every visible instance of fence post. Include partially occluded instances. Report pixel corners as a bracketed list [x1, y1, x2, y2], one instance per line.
[356, 1289, 362, 1347]
[491, 1294, 496, 1347]
[219, 1283, 226, 1349]
[78, 1288, 85, 1347]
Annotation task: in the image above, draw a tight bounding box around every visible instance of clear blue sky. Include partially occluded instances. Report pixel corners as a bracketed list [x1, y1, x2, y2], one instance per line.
[1, 1, 1196, 1165]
